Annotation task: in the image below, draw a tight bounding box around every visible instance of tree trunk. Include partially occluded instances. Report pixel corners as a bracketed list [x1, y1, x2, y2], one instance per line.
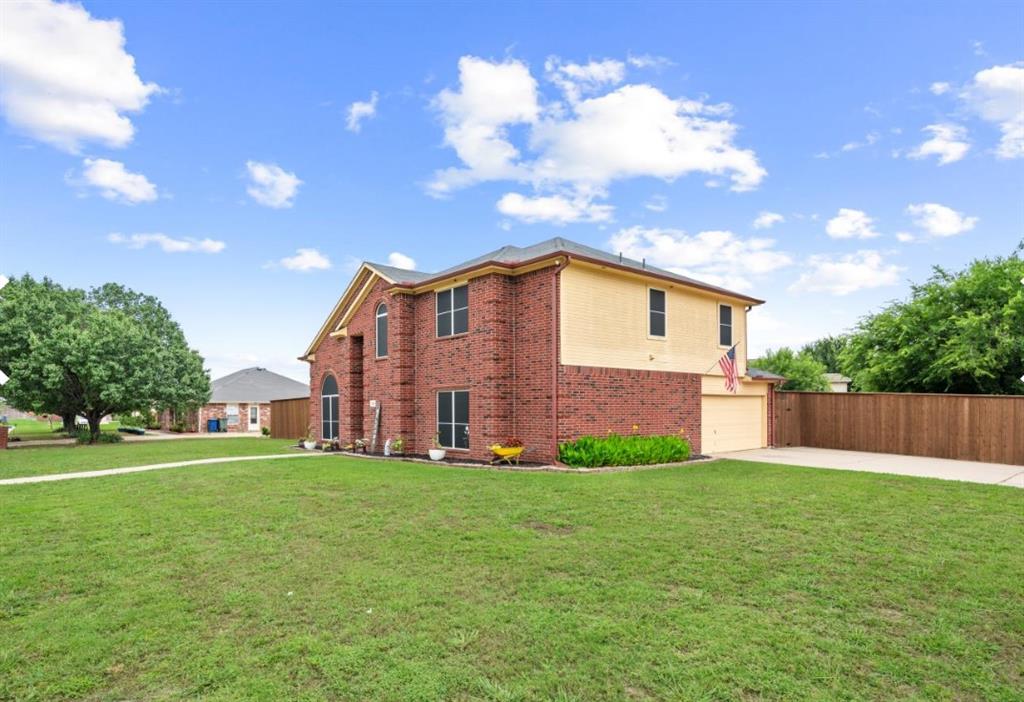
[62, 412, 76, 435]
[87, 413, 102, 443]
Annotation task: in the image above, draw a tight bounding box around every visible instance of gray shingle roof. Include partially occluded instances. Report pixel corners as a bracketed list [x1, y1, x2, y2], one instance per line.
[747, 366, 786, 381]
[209, 367, 308, 403]
[367, 236, 761, 303]
[824, 372, 852, 383]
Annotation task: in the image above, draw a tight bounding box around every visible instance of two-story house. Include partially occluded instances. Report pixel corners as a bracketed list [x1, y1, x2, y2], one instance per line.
[301, 237, 778, 463]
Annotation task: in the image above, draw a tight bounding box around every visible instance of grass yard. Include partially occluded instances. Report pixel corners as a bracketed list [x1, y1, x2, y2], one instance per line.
[0, 437, 296, 479]
[4, 417, 121, 443]
[2, 456, 1022, 701]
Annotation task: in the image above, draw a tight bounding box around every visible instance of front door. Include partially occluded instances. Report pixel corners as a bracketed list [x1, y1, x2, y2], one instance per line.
[248, 404, 260, 432]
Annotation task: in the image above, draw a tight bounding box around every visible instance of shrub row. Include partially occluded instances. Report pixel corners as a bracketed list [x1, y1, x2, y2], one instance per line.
[558, 433, 691, 468]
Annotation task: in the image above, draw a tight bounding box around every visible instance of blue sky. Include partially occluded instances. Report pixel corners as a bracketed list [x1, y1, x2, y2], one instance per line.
[1, 0, 1021, 382]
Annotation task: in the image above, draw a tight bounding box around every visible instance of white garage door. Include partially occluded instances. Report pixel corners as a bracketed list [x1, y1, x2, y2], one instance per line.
[701, 395, 765, 454]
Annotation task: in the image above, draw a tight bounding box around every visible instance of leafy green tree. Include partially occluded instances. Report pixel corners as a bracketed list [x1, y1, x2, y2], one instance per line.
[840, 248, 1024, 394]
[0, 276, 211, 440]
[749, 347, 830, 391]
[801, 335, 849, 373]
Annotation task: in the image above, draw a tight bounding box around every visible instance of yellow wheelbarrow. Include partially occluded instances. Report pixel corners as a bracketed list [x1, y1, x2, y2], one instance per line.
[488, 445, 524, 465]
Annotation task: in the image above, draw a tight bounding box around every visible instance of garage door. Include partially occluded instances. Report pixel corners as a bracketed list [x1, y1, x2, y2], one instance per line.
[701, 395, 765, 454]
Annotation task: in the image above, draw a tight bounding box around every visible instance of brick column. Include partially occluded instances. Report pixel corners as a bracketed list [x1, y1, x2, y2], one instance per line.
[0, 425, 9, 450]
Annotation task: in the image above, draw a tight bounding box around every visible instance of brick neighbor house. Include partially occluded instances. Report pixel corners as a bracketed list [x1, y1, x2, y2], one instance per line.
[301, 237, 779, 463]
[197, 367, 308, 433]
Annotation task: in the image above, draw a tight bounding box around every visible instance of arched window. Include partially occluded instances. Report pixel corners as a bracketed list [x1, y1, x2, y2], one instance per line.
[375, 302, 388, 358]
[321, 374, 339, 440]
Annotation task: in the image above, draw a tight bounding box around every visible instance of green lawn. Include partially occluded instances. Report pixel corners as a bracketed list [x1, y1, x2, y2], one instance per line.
[5, 417, 120, 442]
[1, 456, 1021, 700]
[0, 437, 296, 479]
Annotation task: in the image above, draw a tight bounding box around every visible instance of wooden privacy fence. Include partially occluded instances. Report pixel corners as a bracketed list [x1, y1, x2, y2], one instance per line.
[775, 392, 1024, 466]
[270, 396, 309, 439]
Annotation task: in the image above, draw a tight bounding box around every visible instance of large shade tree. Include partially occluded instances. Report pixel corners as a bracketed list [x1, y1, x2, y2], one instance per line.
[749, 348, 830, 391]
[840, 247, 1024, 394]
[0, 276, 210, 440]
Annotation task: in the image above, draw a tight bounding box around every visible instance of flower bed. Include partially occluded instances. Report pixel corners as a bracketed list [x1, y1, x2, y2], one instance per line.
[558, 433, 691, 468]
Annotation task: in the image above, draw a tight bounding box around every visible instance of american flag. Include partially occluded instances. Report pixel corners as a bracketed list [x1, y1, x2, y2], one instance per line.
[718, 345, 739, 393]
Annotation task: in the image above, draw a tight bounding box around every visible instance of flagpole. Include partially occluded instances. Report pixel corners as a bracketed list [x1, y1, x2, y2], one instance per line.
[703, 341, 740, 375]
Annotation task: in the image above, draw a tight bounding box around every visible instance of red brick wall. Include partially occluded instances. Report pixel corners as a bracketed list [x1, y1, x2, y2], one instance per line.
[557, 365, 702, 455]
[199, 402, 271, 433]
[308, 269, 560, 462]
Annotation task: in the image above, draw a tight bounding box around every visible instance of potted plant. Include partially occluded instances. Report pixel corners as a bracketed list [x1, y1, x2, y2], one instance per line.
[301, 426, 316, 450]
[387, 436, 405, 456]
[488, 437, 525, 465]
[428, 434, 446, 461]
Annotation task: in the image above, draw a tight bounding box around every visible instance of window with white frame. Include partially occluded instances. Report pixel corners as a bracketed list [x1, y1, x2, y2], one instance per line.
[719, 304, 733, 347]
[436, 285, 468, 337]
[375, 302, 388, 358]
[649, 288, 666, 337]
[436, 390, 469, 449]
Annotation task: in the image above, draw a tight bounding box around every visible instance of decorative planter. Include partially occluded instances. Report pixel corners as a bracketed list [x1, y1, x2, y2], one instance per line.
[303, 440, 316, 450]
[428, 448, 447, 461]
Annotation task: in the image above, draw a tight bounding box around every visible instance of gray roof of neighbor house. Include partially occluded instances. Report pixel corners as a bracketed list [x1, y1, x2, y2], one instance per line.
[365, 236, 763, 304]
[747, 366, 786, 381]
[209, 367, 308, 403]
[824, 372, 852, 383]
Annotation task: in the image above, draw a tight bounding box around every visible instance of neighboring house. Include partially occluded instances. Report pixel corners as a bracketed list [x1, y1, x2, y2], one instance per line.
[825, 373, 852, 392]
[196, 367, 309, 433]
[301, 237, 780, 462]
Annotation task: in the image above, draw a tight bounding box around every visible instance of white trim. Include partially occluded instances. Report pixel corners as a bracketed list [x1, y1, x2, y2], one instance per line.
[718, 302, 734, 348]
[375, 301, 389, 358]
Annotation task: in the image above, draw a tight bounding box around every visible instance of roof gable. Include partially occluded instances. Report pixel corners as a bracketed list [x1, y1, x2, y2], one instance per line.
[210, 367, 308, 402]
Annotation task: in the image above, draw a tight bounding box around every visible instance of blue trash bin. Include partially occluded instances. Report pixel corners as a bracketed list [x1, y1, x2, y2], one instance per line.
[207, 418, 219, 433]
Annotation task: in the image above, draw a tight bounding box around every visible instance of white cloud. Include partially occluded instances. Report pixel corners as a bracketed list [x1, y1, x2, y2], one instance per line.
[840, 131, 880, 152]
[825, 208, 880, 239]
[429, 55, 765, 221]
[497, 192, 613, 224]
[906, 202, 978, 237]
[278, 248, 331, 272]
[429, 56, 539, 197]
[895, 231, 916, 243]
[0, 0, 160, 152]
[107, 233, 225, 254]
[626, 53, 673, 70]
[929, 81, 951, 95]
[907, 123, 970, 165]
[77, 158, 157, 204]
[607, 226, 792, 292]
[961, 63, 1024, 159]
[346, 91, 378, 132]
[545, 56, 625, 103]
[752, 211, 784, 229]
[644, 194, 668, 212]
[386, 251, 417, 270]
[245, 160, 302, 208]
[789, 251, 903, 296]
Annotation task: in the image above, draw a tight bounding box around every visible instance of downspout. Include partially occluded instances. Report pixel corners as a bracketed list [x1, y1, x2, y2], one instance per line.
[551, 256, 569, 461]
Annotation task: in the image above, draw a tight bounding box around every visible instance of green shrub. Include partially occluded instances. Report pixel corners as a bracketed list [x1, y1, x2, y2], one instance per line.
[75, 428, 124, 444]
[558, 433, 691, 468]
[117, 413, 146, 428]
[261, 426, 271, 436]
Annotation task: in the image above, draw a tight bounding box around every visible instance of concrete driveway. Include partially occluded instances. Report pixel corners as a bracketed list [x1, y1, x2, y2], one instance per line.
[717, 446, 1024, 488]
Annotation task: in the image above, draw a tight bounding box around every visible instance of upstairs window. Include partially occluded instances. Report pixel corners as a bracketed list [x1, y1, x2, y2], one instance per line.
[649, 288, 666, 337]
[375, 302, 388, 358]
[436, 284, 469, 337]
[719, 304, 733, 347]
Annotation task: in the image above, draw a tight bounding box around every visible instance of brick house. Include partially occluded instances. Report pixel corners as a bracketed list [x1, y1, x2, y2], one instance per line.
[197, 367, 308, 433]
[301, 237, 779, 463]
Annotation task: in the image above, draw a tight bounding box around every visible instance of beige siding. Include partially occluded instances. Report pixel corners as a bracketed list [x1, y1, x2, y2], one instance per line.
[560, 262, 749, 376]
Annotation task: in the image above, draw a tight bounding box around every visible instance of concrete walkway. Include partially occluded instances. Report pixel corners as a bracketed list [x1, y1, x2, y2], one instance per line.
[717, 447, 1024, 488]
[0, 452, 327, 486]
[8, 431, 261, 448]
